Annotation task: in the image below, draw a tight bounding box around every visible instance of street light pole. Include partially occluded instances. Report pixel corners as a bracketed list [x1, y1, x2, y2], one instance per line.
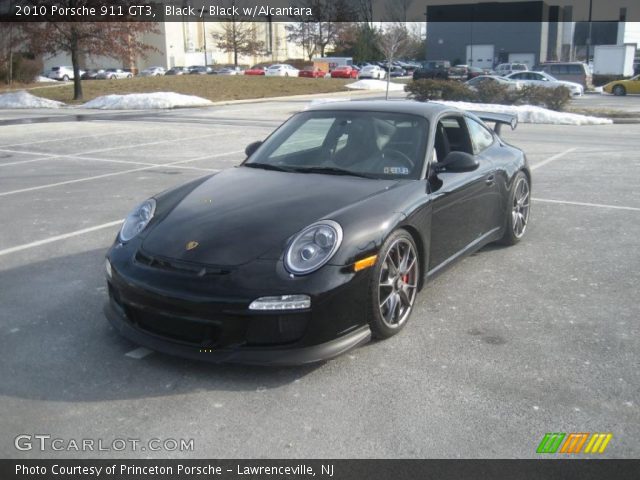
[585, 0, 593, 64]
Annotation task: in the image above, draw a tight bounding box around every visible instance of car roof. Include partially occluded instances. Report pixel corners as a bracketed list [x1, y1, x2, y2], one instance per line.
[306, 100, 457, 119]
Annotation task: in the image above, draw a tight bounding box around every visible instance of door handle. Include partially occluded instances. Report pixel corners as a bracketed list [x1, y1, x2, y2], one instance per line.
[485, 174, 495, 185]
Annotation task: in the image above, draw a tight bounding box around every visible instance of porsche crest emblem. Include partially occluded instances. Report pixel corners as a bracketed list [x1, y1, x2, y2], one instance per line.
[185, 241, 199, 251]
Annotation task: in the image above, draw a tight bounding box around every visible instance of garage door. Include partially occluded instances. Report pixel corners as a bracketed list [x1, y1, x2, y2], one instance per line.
[466, 44, 494, 69]
[508, 53, 536, 68]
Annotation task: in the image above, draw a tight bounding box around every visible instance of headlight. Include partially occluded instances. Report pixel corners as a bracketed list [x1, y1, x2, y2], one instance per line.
[119, 199, 156, 242]
[285, 220, 343, 275]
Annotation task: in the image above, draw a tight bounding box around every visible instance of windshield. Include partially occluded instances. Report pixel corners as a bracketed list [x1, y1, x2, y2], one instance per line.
[245, 111, 428, 180]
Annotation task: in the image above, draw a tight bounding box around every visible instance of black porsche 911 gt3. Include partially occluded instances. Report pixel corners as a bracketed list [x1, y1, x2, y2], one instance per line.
[104, 101, 530, 365]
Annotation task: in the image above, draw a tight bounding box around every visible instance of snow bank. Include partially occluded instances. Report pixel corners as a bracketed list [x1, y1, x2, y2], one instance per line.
[345, 80, 405, 91]
[0, 90, 64, 109]
[81, 92, 213, 110]
[435, 100, 612, 125]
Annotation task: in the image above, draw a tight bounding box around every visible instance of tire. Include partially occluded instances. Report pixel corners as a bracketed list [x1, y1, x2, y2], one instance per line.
[127, 74, 132, 78]
[368, 229, 420, 339]
[62, 75, 69, 81]
[499, 171, 530, 246]
[613, 85, 626, 96]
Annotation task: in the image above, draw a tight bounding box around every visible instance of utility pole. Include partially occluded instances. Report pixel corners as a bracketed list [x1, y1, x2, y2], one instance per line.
[585, 0, 593, 64]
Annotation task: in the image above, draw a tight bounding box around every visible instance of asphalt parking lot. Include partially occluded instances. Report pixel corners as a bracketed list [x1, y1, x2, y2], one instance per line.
[0, 97, 638, 459]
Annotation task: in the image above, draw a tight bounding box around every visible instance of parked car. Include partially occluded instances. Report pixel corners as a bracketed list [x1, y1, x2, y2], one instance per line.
[465, 75, 522, 91]
[413, 61, 466, 81]
[495, 63, 528, 76]
[165, 67, 189, 76]
[104, 101, 529, 365]
[505, 71, 583, 96]
[80, 69, 104, 80]
[299, 67, 327, 78]
[465, 66, 487, 80]
[97, 68, 133, 80]
[265, 64, 300, 77]
[602, 75, 640, 96]
[47, 66, 81, 81]
[244, 65, 267, 76]
[330, 66, 359, 79]
[387, 66, 407, 78]
[212, 66, 244, 75]
[535, 62, 592, 89]
[358, 65, 386, 80]
[189, 65, 213, 75]
[140, 66, 166, 77]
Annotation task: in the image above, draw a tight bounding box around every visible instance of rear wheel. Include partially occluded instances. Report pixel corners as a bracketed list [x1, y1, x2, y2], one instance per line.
[62, 75, 69, 81]
[499, 171, 530, 245]
[368, 230, 420, 339]
[613, 85, 626, 96]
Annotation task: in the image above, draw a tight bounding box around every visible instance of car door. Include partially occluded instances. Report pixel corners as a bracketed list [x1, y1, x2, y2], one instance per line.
[628, 76, 640, 94]
[427, 115, 500, 272]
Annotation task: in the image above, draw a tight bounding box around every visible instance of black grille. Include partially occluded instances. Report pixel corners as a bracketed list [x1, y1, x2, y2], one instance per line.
[246, 315, 308, 346]
[135, 250, 231, 276]
[126, 307, 222, 346]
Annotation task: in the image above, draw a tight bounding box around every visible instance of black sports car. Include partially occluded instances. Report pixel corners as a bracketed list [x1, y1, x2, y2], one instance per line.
[104, 101, 530, 365]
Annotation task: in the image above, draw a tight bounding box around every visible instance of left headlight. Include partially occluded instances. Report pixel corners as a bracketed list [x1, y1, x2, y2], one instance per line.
[285, 220, 343, 275]
[119, 198, 156, 243]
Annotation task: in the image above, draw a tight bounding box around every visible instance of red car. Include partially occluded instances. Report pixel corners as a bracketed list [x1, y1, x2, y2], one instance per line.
[299, 67, 327, 78]
[330, 66, 359, 79]
[244, 65, 266, 76]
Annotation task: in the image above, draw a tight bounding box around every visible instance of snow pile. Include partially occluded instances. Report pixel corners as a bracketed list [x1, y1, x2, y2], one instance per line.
[435, 100, 612, 125]
[81, 92, 213, 110]
[0, 90, 64, 109]
[35, 75, 57, 83]
[345, 80, 405, 91]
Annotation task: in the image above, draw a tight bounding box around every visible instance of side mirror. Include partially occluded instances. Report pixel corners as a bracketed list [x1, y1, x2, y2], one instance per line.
[245, 140, 262, 157]
[436, 151, 479, 173]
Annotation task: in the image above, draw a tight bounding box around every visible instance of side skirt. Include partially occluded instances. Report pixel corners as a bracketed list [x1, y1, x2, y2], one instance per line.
[426, 227, 502, 280]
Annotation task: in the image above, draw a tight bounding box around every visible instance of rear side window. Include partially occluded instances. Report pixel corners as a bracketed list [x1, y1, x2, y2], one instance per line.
[466, 118, 494, 154]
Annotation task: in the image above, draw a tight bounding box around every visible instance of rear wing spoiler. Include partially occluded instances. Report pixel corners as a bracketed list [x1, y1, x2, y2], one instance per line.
[469, 111, 518, 135]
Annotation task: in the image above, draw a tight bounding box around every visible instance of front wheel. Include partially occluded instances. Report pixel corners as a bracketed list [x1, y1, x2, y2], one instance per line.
[499, 171, 530, 245]
[613, 85, 626, 96]
[368, 230, 420, 339]
[62, 75, 69, 81]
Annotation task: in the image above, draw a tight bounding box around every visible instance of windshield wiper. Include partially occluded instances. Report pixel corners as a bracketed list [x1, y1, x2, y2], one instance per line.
[243, 163, 294, 173]
[291, 166, 375, 179]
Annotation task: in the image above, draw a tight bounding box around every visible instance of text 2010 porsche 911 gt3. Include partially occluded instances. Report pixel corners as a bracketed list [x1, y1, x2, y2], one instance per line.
[104, 101, 530, 365]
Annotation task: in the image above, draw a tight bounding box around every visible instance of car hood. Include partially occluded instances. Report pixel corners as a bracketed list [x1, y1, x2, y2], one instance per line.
[142, 167, 400, 266]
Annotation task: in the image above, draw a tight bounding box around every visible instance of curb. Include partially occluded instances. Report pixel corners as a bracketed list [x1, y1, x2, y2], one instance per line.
[206, 88, 401, 106]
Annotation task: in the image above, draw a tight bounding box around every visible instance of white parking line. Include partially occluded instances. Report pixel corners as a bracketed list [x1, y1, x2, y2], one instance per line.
[0, 220, 123, 257]
[533, 198, 640, 212]
[0, 148, 222, 172]
[530, 148, 577, 171]
[0, 150, 243, 197]
[0, 129, 131, 149]
[125, 347, 153, 359]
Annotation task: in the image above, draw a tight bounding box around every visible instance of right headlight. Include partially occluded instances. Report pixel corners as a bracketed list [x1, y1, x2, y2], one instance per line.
[285, 220, 343, 275]
[119, 198, 156, 243]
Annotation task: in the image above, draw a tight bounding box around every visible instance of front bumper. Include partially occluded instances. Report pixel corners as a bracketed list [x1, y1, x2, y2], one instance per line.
[104, 242, 374, 365]
[105, 300, 370, 366]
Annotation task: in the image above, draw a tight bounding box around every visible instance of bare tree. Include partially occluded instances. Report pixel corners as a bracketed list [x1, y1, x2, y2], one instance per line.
[21, 1, 158, 100]
[285, 22, 317, 61]
[211, 21, 264, 67]
[378, 24, 410, 99]
[288, 0, 357, 58]
[384, 0, 413, 23]
[0, 23, 24, 84]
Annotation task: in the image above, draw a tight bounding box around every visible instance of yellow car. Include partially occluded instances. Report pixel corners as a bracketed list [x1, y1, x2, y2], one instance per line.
[603, 75, 640, 96]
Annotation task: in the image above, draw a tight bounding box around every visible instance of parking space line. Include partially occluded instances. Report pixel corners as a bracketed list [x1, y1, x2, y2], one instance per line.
[530, 148, 577, 171]
[0, 129, 131, 149]
[533, 198, 640, 212]
[0, 220, 123, 257]
[0, 148, 221, 172]
[125, 347, 153, 359]
[0, 150, 243, 197]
